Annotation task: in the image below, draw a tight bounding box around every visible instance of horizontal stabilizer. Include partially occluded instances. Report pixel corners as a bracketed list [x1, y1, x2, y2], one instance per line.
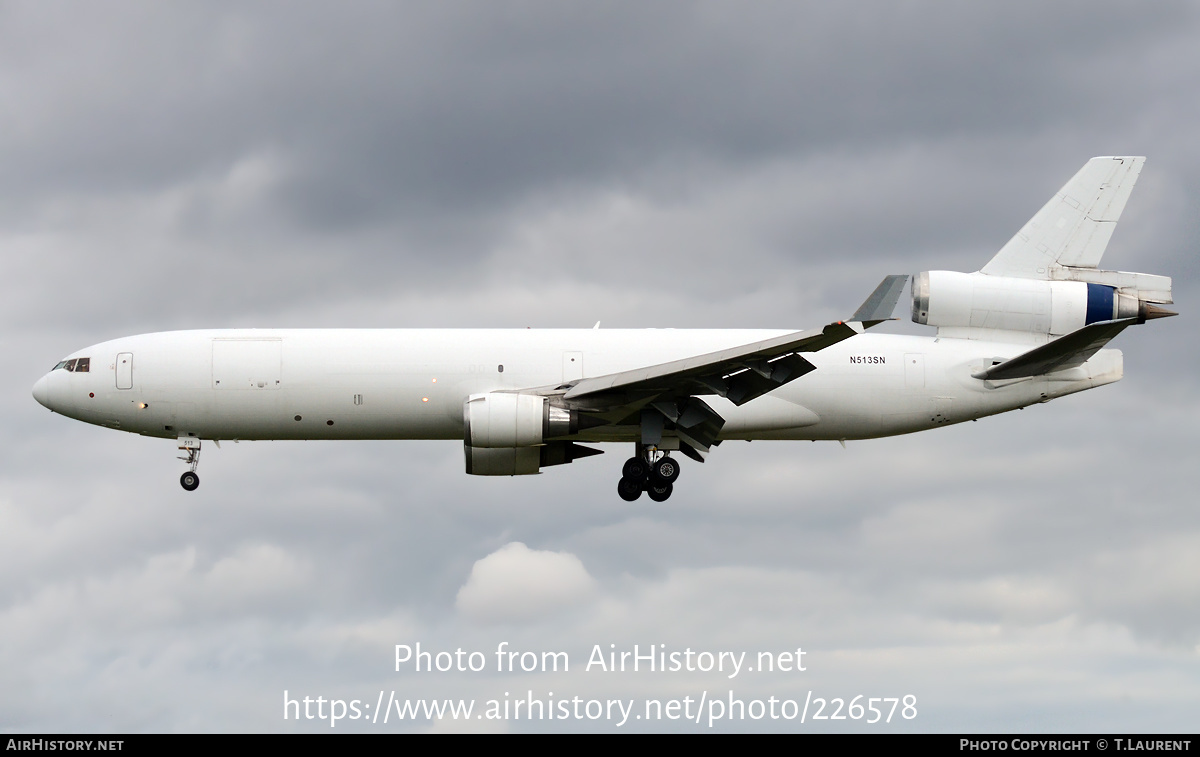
[852, 275, 909, 323]
[972, 318, 1136, 380]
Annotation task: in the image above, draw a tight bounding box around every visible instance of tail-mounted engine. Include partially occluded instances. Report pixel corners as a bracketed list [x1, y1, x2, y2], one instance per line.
[912, 270, 1173, 338]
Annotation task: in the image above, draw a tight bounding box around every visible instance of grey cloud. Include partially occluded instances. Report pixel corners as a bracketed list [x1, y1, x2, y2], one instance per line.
[4, 3, 1193, 224]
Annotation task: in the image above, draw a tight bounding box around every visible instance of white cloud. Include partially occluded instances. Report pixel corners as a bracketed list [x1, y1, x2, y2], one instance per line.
[456, 542, 598, 624]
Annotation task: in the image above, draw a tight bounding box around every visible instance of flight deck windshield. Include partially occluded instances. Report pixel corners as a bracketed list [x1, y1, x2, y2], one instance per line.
[53, 357, 90, 372]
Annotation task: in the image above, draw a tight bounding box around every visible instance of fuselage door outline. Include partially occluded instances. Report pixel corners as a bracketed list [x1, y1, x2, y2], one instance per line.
[116, 352, 133, 390]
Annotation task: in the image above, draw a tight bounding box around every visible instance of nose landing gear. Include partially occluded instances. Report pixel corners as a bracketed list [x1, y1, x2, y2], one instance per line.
[178, 437, 201, 491]
[616, 445, 680, 502]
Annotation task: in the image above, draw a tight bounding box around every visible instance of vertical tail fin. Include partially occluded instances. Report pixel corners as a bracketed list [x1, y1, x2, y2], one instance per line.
[912, 156, 1173, 343]
[981, 156, 1144, 279]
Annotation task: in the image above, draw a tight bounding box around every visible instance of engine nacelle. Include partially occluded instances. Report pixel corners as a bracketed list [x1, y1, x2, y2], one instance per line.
[462, 392, 577, 448]
[463, 445, 541, 475]
[911, 271, 1145, 336]
[461, 393, 598, 475]
[463, 441, 602, 476]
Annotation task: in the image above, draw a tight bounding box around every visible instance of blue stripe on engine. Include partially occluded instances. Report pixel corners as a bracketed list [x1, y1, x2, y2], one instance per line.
[1086, 283, 1115, 324]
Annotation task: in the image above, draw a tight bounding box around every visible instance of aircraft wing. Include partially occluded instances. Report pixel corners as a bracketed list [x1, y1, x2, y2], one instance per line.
[971, 317, 1137, 381]
[545, 276, 908, 457]
[564, 275, 908, 407]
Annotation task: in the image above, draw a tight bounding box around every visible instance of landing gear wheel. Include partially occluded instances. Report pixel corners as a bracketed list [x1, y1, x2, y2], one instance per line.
[647, 482, 673, 502]
[651, 457, 680, 484]
[622, 456, 649, 480]
[180, 471, 200, 491]
[617, 476, 643, 502]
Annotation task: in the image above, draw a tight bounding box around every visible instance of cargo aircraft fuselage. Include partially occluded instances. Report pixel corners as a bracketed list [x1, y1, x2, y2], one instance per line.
[32, 157, 1174, 500]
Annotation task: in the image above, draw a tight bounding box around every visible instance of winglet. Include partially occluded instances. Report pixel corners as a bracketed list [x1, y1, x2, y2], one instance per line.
[851, 275, 909, 323]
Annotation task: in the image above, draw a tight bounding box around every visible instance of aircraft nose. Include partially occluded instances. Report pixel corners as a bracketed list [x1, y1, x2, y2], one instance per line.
[32, 374, 51, 409]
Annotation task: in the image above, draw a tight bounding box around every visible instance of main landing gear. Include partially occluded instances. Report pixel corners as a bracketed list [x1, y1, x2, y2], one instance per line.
[178, 437, 201, 491]
[617, 446, 682, 502]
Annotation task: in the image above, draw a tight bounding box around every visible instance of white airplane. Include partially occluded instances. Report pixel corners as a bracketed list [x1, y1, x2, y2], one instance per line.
[32, 156, 1174, 501]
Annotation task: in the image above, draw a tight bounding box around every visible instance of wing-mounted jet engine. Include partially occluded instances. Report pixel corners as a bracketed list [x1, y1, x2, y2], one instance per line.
[462, 392, 602, 475]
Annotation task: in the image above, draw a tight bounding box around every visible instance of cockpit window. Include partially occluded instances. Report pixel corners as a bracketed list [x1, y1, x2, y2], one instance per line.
[53, 357, 90, 372]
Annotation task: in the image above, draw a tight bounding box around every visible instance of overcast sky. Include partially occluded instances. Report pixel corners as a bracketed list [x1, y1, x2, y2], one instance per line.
[3, 1, 1199, 732]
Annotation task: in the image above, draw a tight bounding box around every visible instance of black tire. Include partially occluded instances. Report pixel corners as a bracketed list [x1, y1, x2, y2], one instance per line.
[651, 457, 680, 484]
[617, 476, 643, 501]
[180, 471, 200, 491]
[647, 482, 673, 502]
[622, 456, 649, 480]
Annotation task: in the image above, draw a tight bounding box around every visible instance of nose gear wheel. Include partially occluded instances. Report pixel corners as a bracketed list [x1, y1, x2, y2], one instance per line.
[177, 437, 202, 492]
